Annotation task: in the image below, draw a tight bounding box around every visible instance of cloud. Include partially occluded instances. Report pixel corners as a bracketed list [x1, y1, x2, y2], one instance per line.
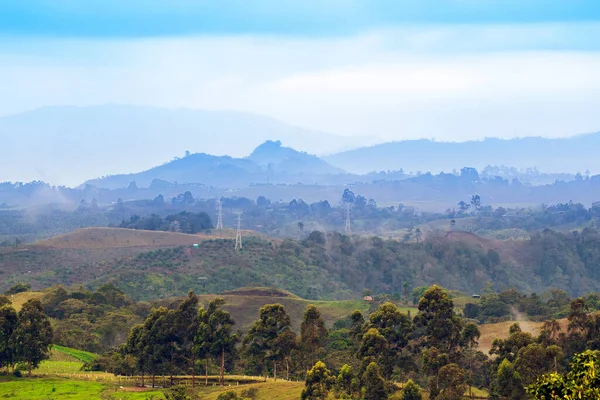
[1, 23, 600, 143]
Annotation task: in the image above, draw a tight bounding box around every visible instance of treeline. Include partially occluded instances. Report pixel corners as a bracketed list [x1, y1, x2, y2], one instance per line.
[465, 287, 600, 323]
[38, 284, 150, 353]
[95, 285, 600, 399]
[0, 296, 53, 376]
[118, 210, 212, 233]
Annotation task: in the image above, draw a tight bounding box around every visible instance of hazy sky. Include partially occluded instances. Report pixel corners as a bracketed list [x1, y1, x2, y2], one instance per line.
[2, 1, 600, 141]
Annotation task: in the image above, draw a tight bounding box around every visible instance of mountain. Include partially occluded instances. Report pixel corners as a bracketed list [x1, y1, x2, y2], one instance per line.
[247, 140, 344, 175]
[325, 135, 600, 174]
[0, 104, 374, 186]
[83, 141, 347, 189]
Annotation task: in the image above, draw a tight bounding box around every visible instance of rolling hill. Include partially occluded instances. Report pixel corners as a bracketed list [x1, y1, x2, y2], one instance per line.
[325, 134, 600, 174]
[83, 140, 347, 189]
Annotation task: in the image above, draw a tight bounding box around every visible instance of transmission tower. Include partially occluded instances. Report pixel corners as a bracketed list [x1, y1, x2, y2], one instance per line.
[344, 203, 352, 234]
[235, 213, 243, 250]
[216, 198, 223, 230]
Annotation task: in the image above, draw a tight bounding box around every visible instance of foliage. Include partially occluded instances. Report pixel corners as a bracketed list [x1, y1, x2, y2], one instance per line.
[10, 298, 53, 375]
[401, 379, 422, 400]
[5, 283, 31, 295]
[527, 350, 600, 400]
[301, 361, 335, 400]
[362, 362, 388, 400]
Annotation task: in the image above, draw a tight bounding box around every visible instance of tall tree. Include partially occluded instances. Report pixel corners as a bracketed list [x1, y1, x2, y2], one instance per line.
[365, 302, 413, 377]
[416, 285, 462, 355]
[301, 361, 335, 400]
[11, 299, 53, 376]
[437, 363, 467, 400]
[207, 298, 238, 386]
[362, 362, 388, 400]
[176, 291, 199, 386]
[300, 305, 328, 368]
[243, 303, 292, 381]
[0, 302, 17, 372]
[193, 306, 211, 386]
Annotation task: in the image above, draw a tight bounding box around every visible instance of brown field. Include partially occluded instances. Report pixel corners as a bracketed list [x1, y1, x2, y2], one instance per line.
[478, 318, 568, 355]
[33, 227, 267, 249]
[6, 291, 44, 311]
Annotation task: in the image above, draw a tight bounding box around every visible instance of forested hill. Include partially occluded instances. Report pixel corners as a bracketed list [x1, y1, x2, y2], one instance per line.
[2, 227, 600, 300]
[325, 134, 600, 174]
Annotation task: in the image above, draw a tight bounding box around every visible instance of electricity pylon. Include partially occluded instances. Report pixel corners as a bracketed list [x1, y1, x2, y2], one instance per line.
[216, 198, 223, 230]
[235, 213, 242, 250]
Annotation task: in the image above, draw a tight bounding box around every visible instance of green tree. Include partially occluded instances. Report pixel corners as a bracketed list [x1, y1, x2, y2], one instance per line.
[365, 302, 413, 377]
[194, 306, 211, 386]
[491, 359, 525, 400]
[300, 305, 328, 368]
[527, 350, 600, 400]
[362, 362, 388, 400]
[10, 299, 53, 376]
[0, 303, 18, 371]
[358, 328, 388, 366]
[175, 291, 199, 386]
[243, 303, 292, 381]
[335, 364, 359, 399]
[401, 379, 422, 400]
[514, 343, 563, 385]
[437, 363, 467, 400]
[207, 298, 238, 385]
[301, 361, 335, 400]
[416, 285, 462, 354]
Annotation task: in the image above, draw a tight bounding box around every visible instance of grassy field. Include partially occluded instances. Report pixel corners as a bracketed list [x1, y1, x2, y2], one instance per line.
[6, 291, 44, 311]
[53, 345, 99, 363]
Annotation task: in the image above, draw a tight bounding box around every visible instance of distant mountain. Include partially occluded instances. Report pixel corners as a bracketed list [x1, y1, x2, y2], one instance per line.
[248, 140, 344, 175]
[325, 135, 600, 174]
[84, 141, 348, 189]
[0, 104, 375, 186]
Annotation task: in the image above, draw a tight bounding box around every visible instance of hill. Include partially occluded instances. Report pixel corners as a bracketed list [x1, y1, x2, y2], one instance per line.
[3, 226, 600, 301]
[34, 227, 259, 249]
[325, 134, 600, 174]
[83, 140, 348, 189]
[0, 104, 374, 186]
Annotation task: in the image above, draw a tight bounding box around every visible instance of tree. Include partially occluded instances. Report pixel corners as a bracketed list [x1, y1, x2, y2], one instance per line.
[0, 303, 17, 371]
[175, 291, 199, 386]
[301, 361, 335, 400]
[206, 298, 238, 386]
[10, 299, 53, 376]
[437, 363, 467, 400]
[527, 350, 600, 400]
[491, 359, 525, 400]
[336, 364, 359, 399]
[402, 379, 423, 400]
[416, 285, 462, 354]
[243, 303, 292, 381]
[274, 329, 297, 380]
[362, 362, 388, 400]
[358, 328, 388, 365]
[514, 343, 563, 385]
[365, 302, 413, 377]
[300, 305, 328, 368]
[194, 306, 211, 386]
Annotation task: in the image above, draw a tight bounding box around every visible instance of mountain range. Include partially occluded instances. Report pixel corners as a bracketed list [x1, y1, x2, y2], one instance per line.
[0, 104, 374, 186]
[2, 104, 600, 189]
[325, 135, 600, 175]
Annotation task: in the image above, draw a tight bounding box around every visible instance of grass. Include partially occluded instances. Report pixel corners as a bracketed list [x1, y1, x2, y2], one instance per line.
[53, 345, 99, 363]
[0, 377, 166, 399]
[0, 377, 106, 399]
[6, 291, 44, 311]
[197, 381, 305, 400]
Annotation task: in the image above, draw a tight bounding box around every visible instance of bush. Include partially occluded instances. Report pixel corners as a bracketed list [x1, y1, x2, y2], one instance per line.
[216, 391, 242, 400]
[5, 282, 31, 295]
[401, 380, 422, 400]
[13, 370, 22, 378]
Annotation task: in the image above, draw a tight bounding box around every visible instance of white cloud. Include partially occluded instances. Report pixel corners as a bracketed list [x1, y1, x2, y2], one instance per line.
[1, 23, 600, 143]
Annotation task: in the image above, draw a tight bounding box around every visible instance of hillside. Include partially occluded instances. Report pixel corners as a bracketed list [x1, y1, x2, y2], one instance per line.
[325, 134, 600, 174]
[0, 104, 374, 186]
[3, 227, 600, 301]
[83, 140, 349, 189]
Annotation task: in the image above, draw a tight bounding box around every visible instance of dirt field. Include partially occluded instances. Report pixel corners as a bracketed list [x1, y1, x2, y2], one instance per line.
[33, 227, 266, 249]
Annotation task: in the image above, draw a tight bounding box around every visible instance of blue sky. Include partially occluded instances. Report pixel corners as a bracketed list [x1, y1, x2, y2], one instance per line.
[2, 1, 600, 143]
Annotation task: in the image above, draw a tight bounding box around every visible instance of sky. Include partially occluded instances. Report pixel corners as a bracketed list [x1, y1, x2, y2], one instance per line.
[2, 0, 600, 141]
